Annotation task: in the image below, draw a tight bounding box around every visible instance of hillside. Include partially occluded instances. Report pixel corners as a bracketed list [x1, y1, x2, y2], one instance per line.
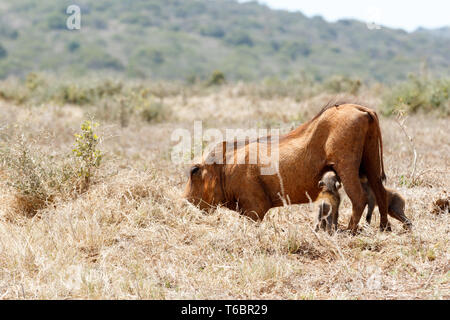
[0, 0, 449, 82]
[418, 26, 450, 39]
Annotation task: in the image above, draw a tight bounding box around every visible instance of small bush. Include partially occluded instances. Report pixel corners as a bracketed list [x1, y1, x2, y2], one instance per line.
[0, 44, 7, 59]
[58, 84, 92, 105]
[26, 72, 46, 91]
[322, 75, 361, 95]
[382, 75, 450, 116]
[46, 13, 66, 30]
[72, 121, 103, 189]
[56, 80, 123, 105]
[0, 136, 76, 215]
[200, 25, 226, 38]
[225, 31, 254, 47]
[0, 121, 104, 216]
[207, 70, 226, 86]
[137, 98, 168, 123]
[67, 41, 80, 52]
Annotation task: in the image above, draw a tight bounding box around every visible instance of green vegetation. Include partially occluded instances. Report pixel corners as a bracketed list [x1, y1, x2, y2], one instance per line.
[0, 120, 104, 215]
[0, 0, 448, 82]
[207, 70, 226, 86]
[72, 121, 103, 188]
[0, 44, 7, 59]
[1, 72, 448, 118]
[382, 76, 450, 116]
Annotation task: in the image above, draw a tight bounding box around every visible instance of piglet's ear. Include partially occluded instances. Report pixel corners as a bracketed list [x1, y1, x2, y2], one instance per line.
[318, 181, 324, 188]
[335, 181, 342, 189]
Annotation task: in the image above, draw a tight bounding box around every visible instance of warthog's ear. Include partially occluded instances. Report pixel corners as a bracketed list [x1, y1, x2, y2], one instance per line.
[318, 181, 325, 188]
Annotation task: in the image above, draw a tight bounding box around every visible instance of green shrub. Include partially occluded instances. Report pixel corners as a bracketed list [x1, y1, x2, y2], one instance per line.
[129, 91, 168, 123]
[94, 80, 123, 97]
[67, 41, 80, 52]
[281, 41, 311, 60]
[72, 121, 103, 188]
[26, 72, 46, 91]
[0, 80, 29, 104]
[200, 25, 226, 38]
[382, 75, 450, 116]
[0, 121, 104, 215]
[56, 80, 123, 105]
[87, 55, 124, 71]
[46, 13, 66, 30]
[0, 26, 18, 39]
[430, 79, 450, 113]
[58, 84, 92, 105]
[225, 31, 254, 47]
[323, 75, 361, 95]
[0, 44, 7, 59]
[140, 102, 167, 123]
[0, 135, 77, 215]
[120, 13, 152, 26]
[207, 70, 226, 86]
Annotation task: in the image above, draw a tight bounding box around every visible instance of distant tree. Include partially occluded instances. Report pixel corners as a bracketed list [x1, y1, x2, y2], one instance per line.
[200, 25, 225, 38]
[0, 26, 19, 40]
[87, 55, 124, 71]
[0, 44, 7, 59]
[149, 50, 165, 65]
[92, 18, 108, 30]
[136, 48, 165, 65]
[121, 14, 152, 27]
[320, 27, 337, 40]
[269, 40, 280, 52]
[175, 2, 206, 18]
[67, 41, 80, 52]
[47, 13, 66, 30]
[282, 41, 311, 60]
[225, 31, 254, 47]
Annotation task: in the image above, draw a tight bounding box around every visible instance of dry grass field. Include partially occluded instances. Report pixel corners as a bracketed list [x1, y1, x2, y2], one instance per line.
[0, 83, 448, 299]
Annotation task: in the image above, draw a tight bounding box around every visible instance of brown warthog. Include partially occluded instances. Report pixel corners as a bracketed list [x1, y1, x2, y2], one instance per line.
[184, 103, 412, 233]
[315, 171, 342, 233]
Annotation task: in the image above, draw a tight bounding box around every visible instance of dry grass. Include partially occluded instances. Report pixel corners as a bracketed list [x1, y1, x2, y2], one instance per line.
[0, 86, 448, 300]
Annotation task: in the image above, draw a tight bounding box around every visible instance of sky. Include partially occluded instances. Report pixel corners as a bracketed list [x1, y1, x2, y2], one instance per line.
[254, 0, 450, 32]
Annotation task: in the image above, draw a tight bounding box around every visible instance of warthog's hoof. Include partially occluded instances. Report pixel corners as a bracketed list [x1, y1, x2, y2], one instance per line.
[403, 220, 413, 231]
[380, 222, 392, 232]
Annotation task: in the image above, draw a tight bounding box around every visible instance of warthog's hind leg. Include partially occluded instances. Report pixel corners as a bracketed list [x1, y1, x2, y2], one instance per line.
[336, 166, 367, 235]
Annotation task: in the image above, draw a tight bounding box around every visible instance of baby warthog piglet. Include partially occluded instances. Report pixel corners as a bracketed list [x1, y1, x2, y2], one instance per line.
[315, 171, 341, 233]
[360, 175, 412, 229]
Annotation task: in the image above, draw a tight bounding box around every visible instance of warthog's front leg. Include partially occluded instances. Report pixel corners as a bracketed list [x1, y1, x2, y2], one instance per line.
[236, 183, 272, 222]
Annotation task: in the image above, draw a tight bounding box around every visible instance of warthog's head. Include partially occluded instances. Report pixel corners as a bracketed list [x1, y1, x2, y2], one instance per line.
[183, 163, 226, 211]
[318, 171, 341, 194]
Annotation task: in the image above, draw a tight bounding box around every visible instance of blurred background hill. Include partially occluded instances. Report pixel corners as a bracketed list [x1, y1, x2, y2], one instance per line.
[0, 0, 449, 82]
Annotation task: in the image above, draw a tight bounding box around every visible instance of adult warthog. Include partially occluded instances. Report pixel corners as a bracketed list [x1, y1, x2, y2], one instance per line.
[184, 103, 412, 233]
